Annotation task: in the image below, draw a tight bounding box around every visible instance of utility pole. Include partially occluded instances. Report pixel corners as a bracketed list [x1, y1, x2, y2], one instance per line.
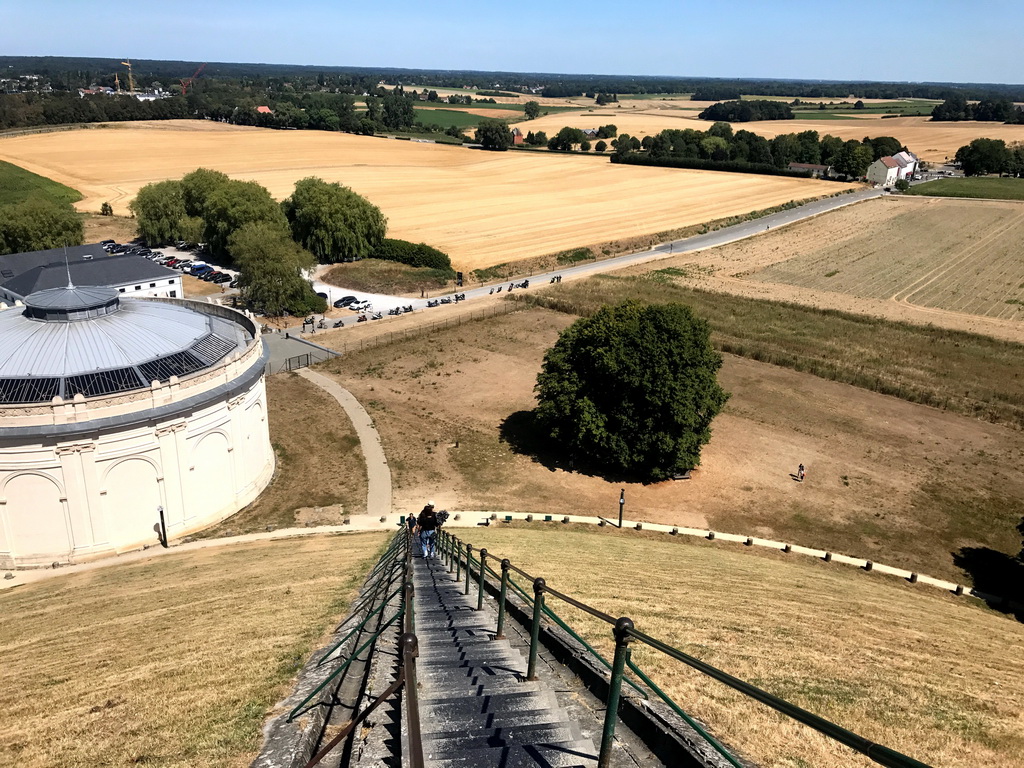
[618, 489, 625, 529]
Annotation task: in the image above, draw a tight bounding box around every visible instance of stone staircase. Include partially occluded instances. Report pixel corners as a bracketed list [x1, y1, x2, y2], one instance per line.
[412, 551, 600, 768]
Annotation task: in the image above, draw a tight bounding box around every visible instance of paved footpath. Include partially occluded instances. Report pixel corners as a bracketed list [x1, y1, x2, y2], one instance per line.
[296, 367, 392, 519]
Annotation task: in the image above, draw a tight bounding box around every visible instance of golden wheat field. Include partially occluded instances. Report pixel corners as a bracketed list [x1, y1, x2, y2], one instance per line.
[0, 120, 846, 270]
[522, 111, 1024, 162]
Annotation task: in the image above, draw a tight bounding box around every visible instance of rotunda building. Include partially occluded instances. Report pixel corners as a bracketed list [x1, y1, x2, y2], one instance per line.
[0, 286, 274, 568]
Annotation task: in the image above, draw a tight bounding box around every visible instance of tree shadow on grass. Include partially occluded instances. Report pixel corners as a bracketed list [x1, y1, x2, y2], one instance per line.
[952, 546, 1024, 622]
[499, 410, 655, 485]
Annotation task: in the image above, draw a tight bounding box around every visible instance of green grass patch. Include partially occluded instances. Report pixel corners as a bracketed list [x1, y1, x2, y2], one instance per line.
[322, 258, 451, 295]
[413, 108, 483, 128]
[904, 177, 1024, 201]
[0, 160, 82, 207]
[555, 247, 594, 265]
[522, 275, 1024, 428]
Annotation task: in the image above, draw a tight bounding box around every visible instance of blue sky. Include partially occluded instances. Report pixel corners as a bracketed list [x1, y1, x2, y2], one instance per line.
[3, 0, 1021, 84]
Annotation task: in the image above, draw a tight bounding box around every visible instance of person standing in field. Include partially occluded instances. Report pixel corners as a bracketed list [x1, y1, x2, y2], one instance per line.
[798, 464, 806, 482]
[418, 501, 438, 557]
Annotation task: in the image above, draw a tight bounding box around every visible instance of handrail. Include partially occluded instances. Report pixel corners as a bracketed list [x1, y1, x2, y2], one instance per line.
[438, 528, 932, 768]
[296, 529, 425, 768]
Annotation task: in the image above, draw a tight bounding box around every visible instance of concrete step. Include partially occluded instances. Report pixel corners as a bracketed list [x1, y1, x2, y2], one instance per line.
[419, 663, 526, 683]
[418, 706, 568, 735]
[422, 721, 581, 751]
[419, 689, 559, 719]
[427, 739, 599, 768]
[419, 677, 543, 700]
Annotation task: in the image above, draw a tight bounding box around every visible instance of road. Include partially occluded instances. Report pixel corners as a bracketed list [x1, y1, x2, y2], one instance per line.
[307, 187, 884, 332]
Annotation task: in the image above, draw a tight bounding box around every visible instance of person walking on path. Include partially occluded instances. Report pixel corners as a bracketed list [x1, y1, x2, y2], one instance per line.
[417, 501, 438, 557]
[407, 513, 417, 535]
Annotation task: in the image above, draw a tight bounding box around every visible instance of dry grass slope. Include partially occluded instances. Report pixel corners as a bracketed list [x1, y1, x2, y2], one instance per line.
[461, 526, 1024, 768]
[0, 533, 387, 768]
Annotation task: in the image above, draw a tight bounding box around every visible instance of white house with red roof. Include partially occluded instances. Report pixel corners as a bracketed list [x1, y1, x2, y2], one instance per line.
[866, 156, 901, 186]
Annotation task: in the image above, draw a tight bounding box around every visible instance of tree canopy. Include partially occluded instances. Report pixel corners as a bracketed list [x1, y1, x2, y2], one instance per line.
[475, 119, 512, 150]
[524, 101, 541, 120]
[534, 301, 728, 480]
[698, 100, 794, 122]
[129, 180, 186, 246]
[203, 179, 289, 257]
[231, 221, 323, 316]
[282, 177, 387, 264]
[0, 198, 83, 255]
[955, 138, 1012, 176]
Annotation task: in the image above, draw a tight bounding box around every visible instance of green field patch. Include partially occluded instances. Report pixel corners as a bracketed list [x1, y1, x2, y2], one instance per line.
[413, 108, 486, 128]
[905, 177, 1024, 201]
[0, 160, 82, 207]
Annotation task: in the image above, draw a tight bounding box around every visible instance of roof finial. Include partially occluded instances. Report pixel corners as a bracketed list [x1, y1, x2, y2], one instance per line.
[64, 244, 75, 289]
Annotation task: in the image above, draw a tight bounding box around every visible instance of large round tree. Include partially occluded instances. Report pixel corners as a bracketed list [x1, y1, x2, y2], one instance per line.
[534, 301, 728, 480]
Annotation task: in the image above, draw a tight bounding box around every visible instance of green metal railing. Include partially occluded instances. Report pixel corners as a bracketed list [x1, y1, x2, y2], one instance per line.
[437, 528, 932, 768]
[296, 529, 425, 768]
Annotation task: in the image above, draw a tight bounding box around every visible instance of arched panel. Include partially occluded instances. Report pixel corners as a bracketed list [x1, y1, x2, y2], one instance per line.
[190, 431, 232, 520]
[104, 458, 162, 550]
[5, 473, 69, 560]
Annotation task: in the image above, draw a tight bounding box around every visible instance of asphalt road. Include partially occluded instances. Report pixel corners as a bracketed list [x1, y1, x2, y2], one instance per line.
[306, 186, 884, 331]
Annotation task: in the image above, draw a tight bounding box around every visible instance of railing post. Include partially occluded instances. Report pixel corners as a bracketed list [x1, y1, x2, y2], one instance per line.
[399, 632, 425, 768]
[455, 540, 462, 582]
[476, 549, 488, 611]
[526, 577, 546, 681]
[464, 544, 473, 595]
[404, 580, 415, 635]
[495, 559, 510, 639]
[446, 532, 454, 573]
[598, 617, 634, 768]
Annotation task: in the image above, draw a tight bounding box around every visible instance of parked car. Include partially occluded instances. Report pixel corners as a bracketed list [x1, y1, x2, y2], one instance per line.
[213, 273, 232, 284]
[334, 295, 358, 308]
[229, 277, 239, 288]
[165, 258, 180, 267]
[316, 291, 328, 300]
[99, 239, 115, 246]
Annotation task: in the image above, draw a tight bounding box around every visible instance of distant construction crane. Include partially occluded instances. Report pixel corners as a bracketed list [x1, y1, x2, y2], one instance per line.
[179, 63, 207, 95]
[120, 59, 135, 94]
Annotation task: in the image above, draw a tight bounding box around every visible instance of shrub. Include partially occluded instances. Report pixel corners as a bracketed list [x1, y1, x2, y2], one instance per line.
[371, 239, 454, 273]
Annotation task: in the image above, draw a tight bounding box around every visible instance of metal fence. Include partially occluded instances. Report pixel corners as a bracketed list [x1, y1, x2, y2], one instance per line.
[436, 528, 933, 768]
[265, 349, 337, 375]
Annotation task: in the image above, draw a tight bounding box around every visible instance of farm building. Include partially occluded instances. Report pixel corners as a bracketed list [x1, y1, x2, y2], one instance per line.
[0, 286, 274, 568]
[511, 127, 525, 145]
[866, 156, 900, 186]
[0, 244, 181, 306]
[787, 162, 833, 178]
[892, 150, 919, 179]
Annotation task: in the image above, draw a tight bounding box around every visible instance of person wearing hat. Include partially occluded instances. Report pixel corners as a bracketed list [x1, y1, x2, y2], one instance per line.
[417, 501, 439, 557]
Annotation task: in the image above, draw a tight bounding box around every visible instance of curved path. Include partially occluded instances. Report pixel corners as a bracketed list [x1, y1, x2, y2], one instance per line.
[296, 368, 392, 519]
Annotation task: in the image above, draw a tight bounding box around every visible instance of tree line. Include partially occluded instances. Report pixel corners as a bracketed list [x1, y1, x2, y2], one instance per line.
[130, 170, 450, 316]
[954, 139, 1024, 176]
[0, 197, 83, 256]
[931, 95, 1024, 123]
[612, 123, 907, 178]
[698, 100, 795, 122]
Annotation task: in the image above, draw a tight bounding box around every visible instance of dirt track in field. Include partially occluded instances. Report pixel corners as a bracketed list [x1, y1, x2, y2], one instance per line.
[0, 120, 847, 272]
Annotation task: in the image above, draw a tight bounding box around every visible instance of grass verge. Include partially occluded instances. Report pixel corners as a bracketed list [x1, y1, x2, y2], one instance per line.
[521, 275, 1024, 428]
[0, 533, 387, 768]
[322, 259, 452, 295]
[460, 525, 1024, 768]
[194, 373, 367, 538]
[0, 159, 82, 206]
[905, 177, 1024, 201]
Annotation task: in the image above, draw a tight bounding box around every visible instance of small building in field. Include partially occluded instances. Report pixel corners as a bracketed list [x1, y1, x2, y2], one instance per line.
[256, 105, 273, 115]
[866, 156, 900, 186]
[787, 162, 832, 178]
[511, 127, 525, 145]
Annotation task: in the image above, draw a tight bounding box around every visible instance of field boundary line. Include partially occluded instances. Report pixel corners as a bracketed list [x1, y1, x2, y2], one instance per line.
[7, 511, 1019, 618]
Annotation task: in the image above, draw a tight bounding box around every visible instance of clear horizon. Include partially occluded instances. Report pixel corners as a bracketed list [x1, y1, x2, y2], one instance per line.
[2, 0, 1022, 86]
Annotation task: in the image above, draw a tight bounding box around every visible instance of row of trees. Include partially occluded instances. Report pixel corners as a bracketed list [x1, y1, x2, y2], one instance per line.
[953, 139, 1024, 176]
[931, 95, 1024, 123]
[0, 198, 83, 256]
[698, 100, 795, 122]
[614, 122, 905, 178]
[130, 170, 391, 315]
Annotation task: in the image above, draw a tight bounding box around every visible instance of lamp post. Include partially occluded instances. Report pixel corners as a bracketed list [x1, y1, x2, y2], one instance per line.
[618, 489, 625, 529]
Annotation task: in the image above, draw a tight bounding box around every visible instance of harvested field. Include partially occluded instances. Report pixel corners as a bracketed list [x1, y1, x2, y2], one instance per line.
[318, 306, 1024, 581]
[615, 196, 1024, 343]
[742, 197, 1024, 320]
[0, 533, 386, 768]
[462, 526, 1024, 768]
[0, 120, 847, 271]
